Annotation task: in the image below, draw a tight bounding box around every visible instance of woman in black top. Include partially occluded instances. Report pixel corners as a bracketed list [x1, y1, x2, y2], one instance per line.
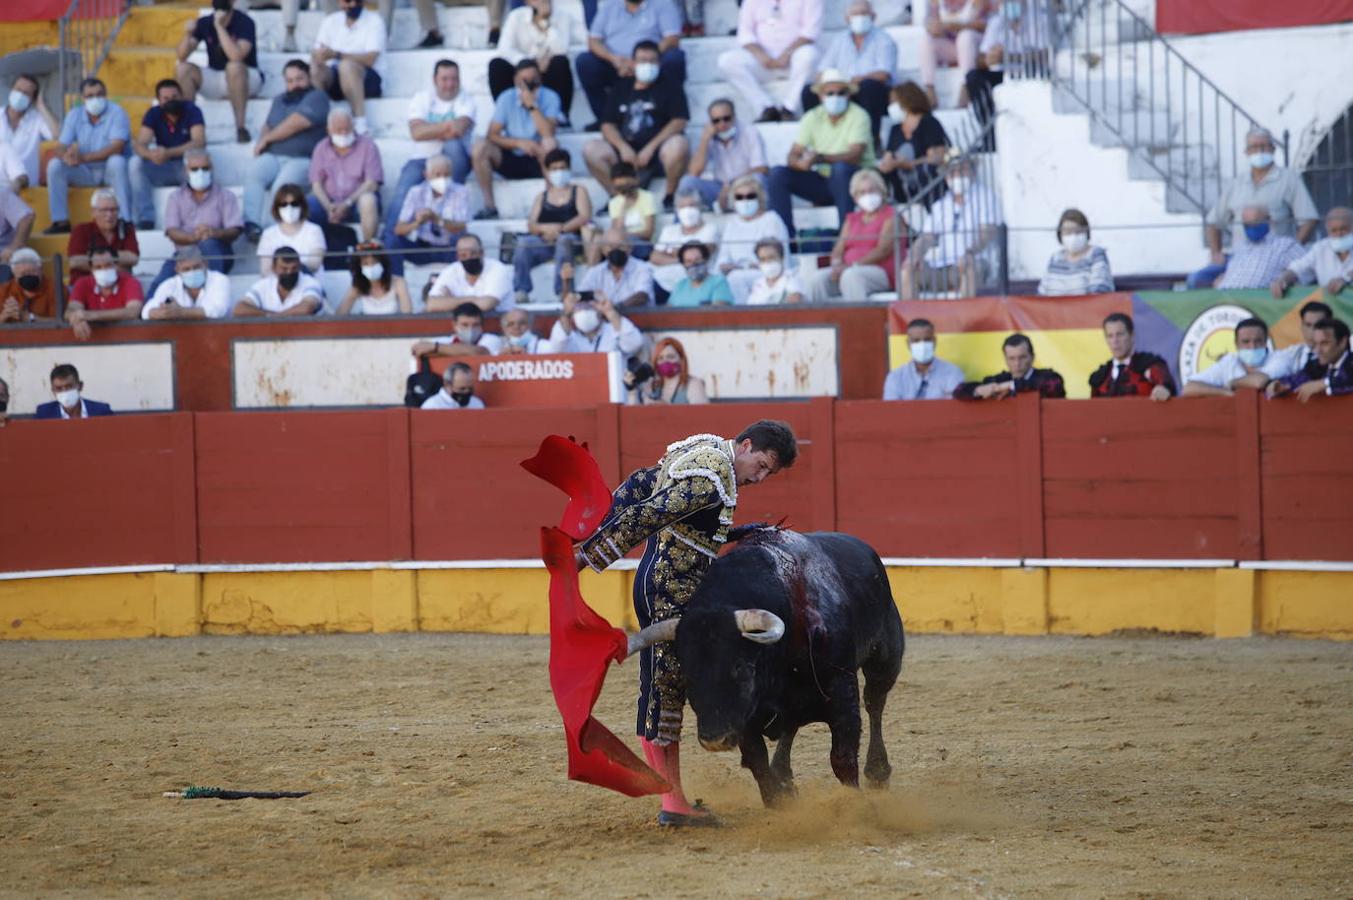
[509, 148, 597, 304]
[878, 81, 952, 205]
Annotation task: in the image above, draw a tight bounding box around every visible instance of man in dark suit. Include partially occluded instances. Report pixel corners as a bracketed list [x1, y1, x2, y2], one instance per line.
[954, 332, 1067, 400]
[1089, 312, 1176, 401]
[34, 363, 114, 419]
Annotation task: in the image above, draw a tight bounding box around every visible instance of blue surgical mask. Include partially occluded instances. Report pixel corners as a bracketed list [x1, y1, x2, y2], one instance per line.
[1330, 234, 1353, 254]
[1243, 222, 1270, 243]
[8, 89, 30, 113]
[509, 332, 533, 348]
[823, 94, 849, 116]
[1237, 347, 1268, 367]
[1247, 151, 1274, 170]
[84, 95, 107, 117]
[1003, 1, 1023, 18]
[182, 268, 207, 289]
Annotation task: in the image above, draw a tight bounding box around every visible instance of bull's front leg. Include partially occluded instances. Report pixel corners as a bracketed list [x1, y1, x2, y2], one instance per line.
[739, 734, 791, 808]
[826, 678, 862, 788]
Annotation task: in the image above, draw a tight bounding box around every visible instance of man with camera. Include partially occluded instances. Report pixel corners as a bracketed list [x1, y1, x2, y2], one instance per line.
[547, 289, 645, 357]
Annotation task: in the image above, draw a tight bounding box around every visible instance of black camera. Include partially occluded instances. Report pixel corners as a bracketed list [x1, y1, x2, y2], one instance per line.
[627, 357, 654, 385]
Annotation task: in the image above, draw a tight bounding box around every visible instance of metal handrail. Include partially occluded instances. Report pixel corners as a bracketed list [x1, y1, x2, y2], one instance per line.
[57, 0, 131, 115]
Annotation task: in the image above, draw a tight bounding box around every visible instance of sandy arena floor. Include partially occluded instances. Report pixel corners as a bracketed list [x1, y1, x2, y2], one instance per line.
[1, 632, 1350, 898]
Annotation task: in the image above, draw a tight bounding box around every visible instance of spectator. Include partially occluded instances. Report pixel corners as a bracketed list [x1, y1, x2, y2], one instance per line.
[746, 237, 805, 305]
[577, 0, 685, 127]
[411, 302, 505, 357]
[767, 69, 875, 235]
[919, 0, 989, 109]
[245, 60, 330, 243]
[390, 154, 471, 276]
[0, 248, 56, 324]
[1088, 312, 1175, 400]
[500, 307, 550, 354]
[234, 247, 324, 317]
[491, 0, 578, 115]
[718, 0, 822, 123]
[900, 154, 999, 299]
[0, 143, 27, 191]
[386, 60, 477, 245]
[627, 336, 708, 404]
[1037, 208, 1114, 296]
[259, 183, 327, 273]
[883, 318, 965, 400]
[1191, 127, 1319, 289]
[1182, 317, 1282, 397]
[67, 246, 144, 340]
[427, 233, 514, 313]
[584, 41, 689, 208]
[807, 168, 898, 303]
[1214, 206, 1303, 290]
[422, 362, 486, 409]
[650, 188, 719, 293]
[141, 246, 232, 320]
[578, 229, 655, 308]
[473, 59, 564, 221]
[668, 240, 733, 307]
[43, 78, 130, 236]
[336, 241, 413, 315]
[878, 81, 950, 203]
[0, 184, 35, 281]
[512, 148, 596, 306]
[714, 175, 791, 302]
[955, 332, 1066, 399]
[1271, 207, 1353, 300]
[1, 74, 58, 188]
[309, 108, 383, 245]
[1265, 300, 1332, 378]
[150, 148, 242, 297]
[680, 99, 770, 212]
[1267, 318, 1353, 402]
[176, 0, 263, 144]
[0, 376, 7, 427]
[280, 0, 404, 53]
[36, 364, 113, 419]
[129, 79, 207, 230]
[311, 0, 388, 136]
[965, 0, 1052, 127]
[549, 290, 644, 355]
[597, 161, 657, 259]
[803, 1, 896, 139]
[67, 189, 139, 283]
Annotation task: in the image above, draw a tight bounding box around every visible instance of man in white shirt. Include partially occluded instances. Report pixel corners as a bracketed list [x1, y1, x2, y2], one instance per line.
[1261, 300, 1333, 380]
[141, 246, 231, 320]
[1271, 207, 1353, 300]
[410, 302, 506, 358]
[900, 159, 1000, 299]
[310, 0, 388, 135]
[883, 318, 965, 400]
[717, 0, 823, 122]
[0, 143, 31, 191]
[421, 362, 487, 409]
[1, 74, 58, 187]
[1182, 316, 1286, 397]
[427, 233, 514, 313]
[548, 291, 644, 356]
[233, 247, 325, 316]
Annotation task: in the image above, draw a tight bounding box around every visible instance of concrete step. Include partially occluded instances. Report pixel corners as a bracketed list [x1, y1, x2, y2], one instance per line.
[0, 21, 59, 60]
[114, 5, 199, 50]
[99, 48, 181, 99]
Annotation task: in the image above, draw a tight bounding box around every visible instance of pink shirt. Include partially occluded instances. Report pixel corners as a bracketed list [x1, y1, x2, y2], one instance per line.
[843, 208, 898, 288]
[308, 135, 384, 202]
[737, 0, 822, 58]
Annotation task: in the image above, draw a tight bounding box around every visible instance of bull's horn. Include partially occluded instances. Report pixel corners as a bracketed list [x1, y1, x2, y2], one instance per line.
[735, 609, 785, 645]
[626, 618, 679, 657]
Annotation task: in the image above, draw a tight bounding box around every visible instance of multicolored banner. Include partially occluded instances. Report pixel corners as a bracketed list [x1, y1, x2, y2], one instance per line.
[888, 289, 1353, 399]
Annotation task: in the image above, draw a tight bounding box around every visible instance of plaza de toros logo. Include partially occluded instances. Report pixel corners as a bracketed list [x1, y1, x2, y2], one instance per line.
[1178, 304, 1273, 381]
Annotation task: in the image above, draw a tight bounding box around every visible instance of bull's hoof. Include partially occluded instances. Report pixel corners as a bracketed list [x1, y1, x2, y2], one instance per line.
[657, 810, 723, 829]
[864, 762, 892, 787]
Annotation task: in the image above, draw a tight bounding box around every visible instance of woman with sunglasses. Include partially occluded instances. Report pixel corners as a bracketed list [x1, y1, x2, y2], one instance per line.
[258, 183, 326, 273]
[712, 174, 790, 303]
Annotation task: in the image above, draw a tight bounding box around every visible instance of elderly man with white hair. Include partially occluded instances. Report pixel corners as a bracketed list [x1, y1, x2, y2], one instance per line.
[67, 188, 139, 284]
[149, 147, 242, 297]
[802, 1, 897, 140]
[1214, 206, 1304, 290]
[308, 108, 384, 244]
[390, 153, 472, 277]
[1272, 207, 1353, 299]
[142, 246, 232, 320]
[0, 247, 55, 323]
[717, 0, 823, 122]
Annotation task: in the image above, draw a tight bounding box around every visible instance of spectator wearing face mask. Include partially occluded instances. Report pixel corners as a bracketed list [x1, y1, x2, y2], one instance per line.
[802, 1, 896, 142]
[1182, 317, 1284, 397]
[746, 238, 805, 305]
[472, 58, 564, 220]
[310, 0, 388, 137]
[67, 245, 144, 340]
[900, 154, 999, 299]
[234, 246, 325, 317]
[411, 302, 505, 358]
[0, 248, 56, 324]
[883, 318, 965, 400]
[807, 168, 897, 303]
[309, 108, 384, 244]
[1, 74, 59, 188]
[878, 82, 950, 205]
[500, 308, 550, 354]
[714, 174, 790, 303]
[67, 189, 139, 283]
[129, 79, 207, 231]
[680, 99, 769, 213]
[1272, 208, 1353, 300]
[259, 183, 327, 273]
[43, 78, 132, 236]
[36, 364, 114, 419]
[175, 0, 265, 144]
[422, 362, 486, 409]
[428, 233, 514, 313]
[1037, 208, 1113, 296]
[244, 60, 331, 244]
[578, 229, 655, 308]
[150, 147, 242, 298]
[512, 148, 596, 306]
[390, 154, 471, 278]
[649, 188, 720, 294]
[142, 246, 232, 320]
[550, 290, 644, 355]
[626, 336, 708, 405]
[668, 241, 733, 307]
[1214, 206, 1303, 290]
[593, 161, 656, 262]
[337, 241, 411, 315]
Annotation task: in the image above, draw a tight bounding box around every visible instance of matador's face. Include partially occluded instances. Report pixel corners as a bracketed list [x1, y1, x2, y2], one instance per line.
[733, 440, 781, 487]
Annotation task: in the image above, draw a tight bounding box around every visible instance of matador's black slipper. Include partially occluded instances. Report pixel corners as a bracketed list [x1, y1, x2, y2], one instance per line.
[657, 801, 722, 828]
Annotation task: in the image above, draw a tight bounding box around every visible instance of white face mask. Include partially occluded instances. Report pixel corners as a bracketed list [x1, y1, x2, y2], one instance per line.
[676, 206, 702, 227]
[572, 308, 600, 334]
[719, 125, 738, 142]
[83, 95, 107, 117]
[848, 14, 872, 34]
[1330, 233, 1353, 254]
[547, 169, 571, 188]
[331, 131, 355, 149]
[759, 259, 783, 280]
[634, 62, 660, 84]
[1248, 151, 1274, 170]
[909, 340, 935, 364]
[279, 204, 302, 224]
[429, 176, 450, 195]
[8, 89, 30, 113]
[187, 168, 213, 191]
[822, 94, 849, 116]
[93, 267, 118, 288]
[887, 102, 905, 122]
[361, 263, 384, 281]
[857, 191, 883, 213]
[56, 388, 81, 409]
[734, 198, 760, 218]
[1062, 231, 1089, 252]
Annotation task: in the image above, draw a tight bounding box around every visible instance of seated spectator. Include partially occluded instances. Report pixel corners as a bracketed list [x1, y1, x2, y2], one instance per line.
[386, 60, 477, 244]
[803, 1, 895, 139]
[577, 0, 684, 127]
[954, 332, 1066, 399]
[390, 154, 471, 276]
[36, 364, 113, 419]
[411, 301, 505, 357]
[584, 41, 689, 207]
[513, 148, 596, 305]
[259, 183, 327, 273]
[67, 246, 144, 340]
[718, 0, 821, 123]
[715, 175, 791, 302]
[68, 189, 139, 283]
[1267, 300, 1333, 378]
[767, 69, 875, 235]
[965, 0, 1052, 127]
[1182, 317, 1282, 397]
[1088, 312, 1175, 401]
[878, 81, 950, 203]
[337, 241, 412, 315]
[141, 246, 232, 320]
[0, 138, 28, 191]
[176, 0, 264, 143]
[1037, 208, 1114, 296]
[234, 246, 324, 317]
[627, 336, 708, 404]
[422, 361, 486, 409]
[428, 233, 514, 313]
[1267, 318, 1352, 402]
[919, 0, 988, 109]
[650, 189, 719, 292]
[491, 0, 578, 115]
[43, 78, 131, 236]
[807, 168, 897, 303]
[129, 79, 207, 230]
[281, 0, 403, 52]
[668, 240, 733, 307]
[0, 248, 56, 324]
[473, 58, 564, 220]
[150, 148, 242, 297]
[549, 290, 645, 355]
[0, 184, 35, 281]
[309, 108, 384, 245]
[1, 74, 58, 188]
[680, 99, 769, 212]
[245, 60, 330, 243]
[746, 237, 805, 305]
[500, 307, 550, 354]
[900, 154, 999, 299]
[883, 317, 965, 400]
[597, 162, 656, 260]
[579, 230, 655, 308]
[1191, 127, 1318, 289]
[1214, 206, 1303, 290]
[1271, 207, 1353, 299]
[311, 0, 387, 135]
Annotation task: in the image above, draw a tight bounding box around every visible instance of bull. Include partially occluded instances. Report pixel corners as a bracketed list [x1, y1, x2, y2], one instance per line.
[627, 526, 905, 807]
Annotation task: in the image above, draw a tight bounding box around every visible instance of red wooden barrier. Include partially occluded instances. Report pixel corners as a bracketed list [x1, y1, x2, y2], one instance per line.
[1258, 398, 1353, 561]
